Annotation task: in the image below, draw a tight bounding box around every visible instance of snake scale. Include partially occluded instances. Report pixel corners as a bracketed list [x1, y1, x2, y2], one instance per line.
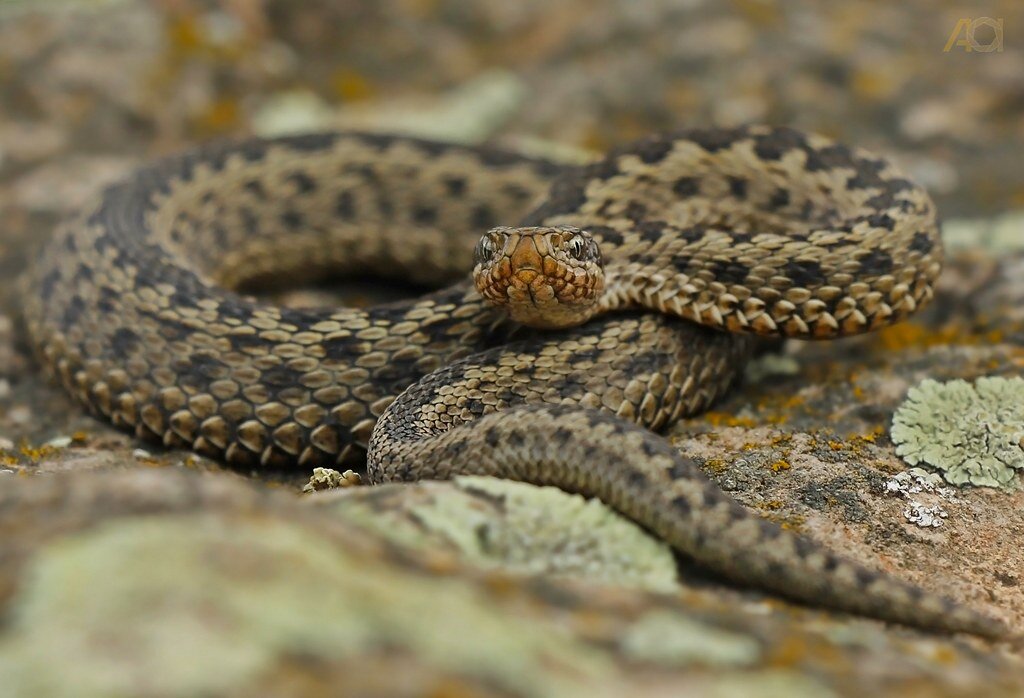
[22, 125, 1006, 638]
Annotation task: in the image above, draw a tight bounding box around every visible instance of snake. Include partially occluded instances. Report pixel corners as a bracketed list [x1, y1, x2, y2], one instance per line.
[21, 125, 1007, 638]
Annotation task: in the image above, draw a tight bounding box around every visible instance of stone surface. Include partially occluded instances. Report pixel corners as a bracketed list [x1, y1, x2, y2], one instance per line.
[2, 1, 1024, 694]
[317, 476, 679, 593]
[0, 470, 1021, 697]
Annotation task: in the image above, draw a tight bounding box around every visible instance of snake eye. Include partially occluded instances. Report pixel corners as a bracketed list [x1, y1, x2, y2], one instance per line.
[567, 236, 587, 260]
[474, 235, 498, 264]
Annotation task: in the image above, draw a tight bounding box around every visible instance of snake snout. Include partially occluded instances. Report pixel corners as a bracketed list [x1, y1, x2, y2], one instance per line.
[509, 236, 544, 280]
[473, 225, 606, 329]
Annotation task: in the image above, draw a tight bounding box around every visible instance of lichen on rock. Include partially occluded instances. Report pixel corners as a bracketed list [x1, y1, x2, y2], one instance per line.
[323, 476, 679, 593]
[890, 377, 1024, 489]
[0, 512, 611, 698]
[619, 610, 762, 668]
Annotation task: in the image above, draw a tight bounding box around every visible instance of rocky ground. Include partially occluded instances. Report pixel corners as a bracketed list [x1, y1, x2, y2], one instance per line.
[1, 1, 1023, 696]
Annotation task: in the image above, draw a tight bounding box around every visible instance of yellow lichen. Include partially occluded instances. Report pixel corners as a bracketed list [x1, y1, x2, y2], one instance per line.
[703, 458, 729, 473]
[18, 444, 60, 462]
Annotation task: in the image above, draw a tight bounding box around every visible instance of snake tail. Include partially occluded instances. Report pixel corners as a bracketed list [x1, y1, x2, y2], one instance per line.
[369, 402, 1006, 639]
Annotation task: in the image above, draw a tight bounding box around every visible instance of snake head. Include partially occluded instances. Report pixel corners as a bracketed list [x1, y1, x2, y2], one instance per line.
[472, 225, 604, 329]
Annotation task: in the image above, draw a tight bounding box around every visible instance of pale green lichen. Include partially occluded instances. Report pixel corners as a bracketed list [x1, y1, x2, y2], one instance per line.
[328, 476, 678, 593]
[890, 377, 1024, 489]
[744, 353, 801, 384]
[256, 70, 527, 142]
[619, 610, 762, 667]
[0, 513, 610, 698]
[943, 209, 1024, 252]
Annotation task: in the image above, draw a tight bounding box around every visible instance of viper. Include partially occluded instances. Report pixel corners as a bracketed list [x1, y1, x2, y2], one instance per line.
[21, 125, 1005, 638]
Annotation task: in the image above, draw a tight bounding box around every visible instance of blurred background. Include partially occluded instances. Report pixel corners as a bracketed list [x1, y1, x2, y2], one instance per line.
[1, 1, 1022, 218]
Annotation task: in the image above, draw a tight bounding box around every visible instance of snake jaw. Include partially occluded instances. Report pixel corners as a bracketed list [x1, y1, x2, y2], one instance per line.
[473, 226, 605, 329]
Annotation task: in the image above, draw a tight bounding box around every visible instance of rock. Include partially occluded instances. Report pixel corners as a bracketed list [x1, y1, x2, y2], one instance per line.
[315, 476, 678, 592]
[3, 2, 1024, 692]
[0, 469, 1021, 697]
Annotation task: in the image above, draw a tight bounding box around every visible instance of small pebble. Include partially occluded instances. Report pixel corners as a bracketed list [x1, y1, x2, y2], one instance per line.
[7, 406, 31, 426]
[45, 436, 73, 449]
[132, 448, 154, 460]
[0, 315, 12, 378]
[0, 437, 14, 452]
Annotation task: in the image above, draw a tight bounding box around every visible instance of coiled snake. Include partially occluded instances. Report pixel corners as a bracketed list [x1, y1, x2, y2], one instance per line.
[22, 125, 1006, 638]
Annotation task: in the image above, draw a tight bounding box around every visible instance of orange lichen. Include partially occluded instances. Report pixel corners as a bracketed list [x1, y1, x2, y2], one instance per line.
[702, 412, 757, 428]
[193, 98, 241, 135]
[761, 512, 806, 532]
[765, 635, 813, 667]
[731, 0, 782, 26]
[851, 67, 901, 101]
[331, 69, 376, 102]
[167, 15, 203, 52]
[769, 459, 791, 472]
[846, 426, 885, 444]
[749, 393, 804, 426]
[395, 0, 443, 19]
[873, 322, 1004, 352]
[18, 444, 60, 462]
[703, 458, 729, 473]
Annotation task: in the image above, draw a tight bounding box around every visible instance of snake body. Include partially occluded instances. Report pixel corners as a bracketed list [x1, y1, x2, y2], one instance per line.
[22, 126, 1004, 637]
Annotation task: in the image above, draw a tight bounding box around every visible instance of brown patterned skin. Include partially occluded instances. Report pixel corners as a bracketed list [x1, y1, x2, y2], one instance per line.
[22, 126, 1005, 637]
